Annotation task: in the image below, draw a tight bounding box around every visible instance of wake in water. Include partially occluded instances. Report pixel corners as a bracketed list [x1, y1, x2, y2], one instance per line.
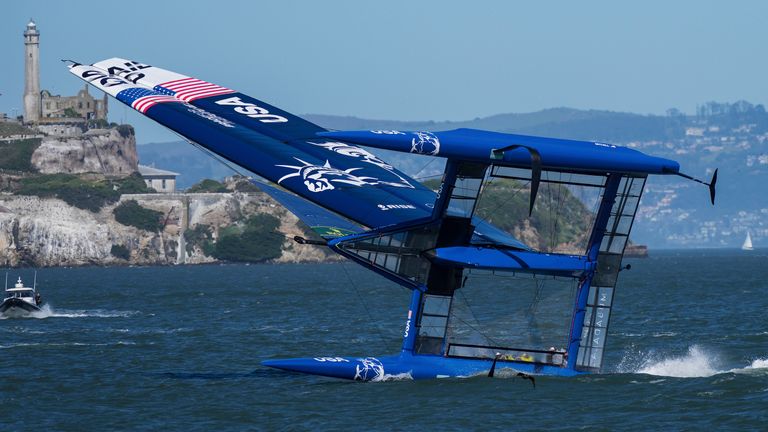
[0, 304, 139, 319]
[0, 341, 136, 349]
[617, 344, 768, 378]
[729, 358, 768, 375]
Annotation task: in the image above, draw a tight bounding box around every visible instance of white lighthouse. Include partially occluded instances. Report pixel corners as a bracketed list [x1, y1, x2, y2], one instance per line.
[23, 19, 41, 123]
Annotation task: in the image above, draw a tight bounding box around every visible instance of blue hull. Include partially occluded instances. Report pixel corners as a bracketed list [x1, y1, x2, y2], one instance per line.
[262, 353, 582, 381]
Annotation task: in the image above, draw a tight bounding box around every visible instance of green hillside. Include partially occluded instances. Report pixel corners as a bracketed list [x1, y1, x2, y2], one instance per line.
[0, 138, 41, 171]
[305, 107, 682, 143]
[424, 178, 594, 253]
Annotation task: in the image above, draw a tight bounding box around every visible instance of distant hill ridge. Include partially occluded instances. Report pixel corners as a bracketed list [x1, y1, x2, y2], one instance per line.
[304, 107, 677, 143]
[306, 100, 767, 143]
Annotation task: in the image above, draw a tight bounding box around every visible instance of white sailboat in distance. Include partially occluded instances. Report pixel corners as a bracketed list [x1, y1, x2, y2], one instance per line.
[742, 232, 754, 250]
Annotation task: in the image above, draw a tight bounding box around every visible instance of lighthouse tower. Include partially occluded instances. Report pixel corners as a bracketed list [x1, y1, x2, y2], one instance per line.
[23, 19, 41, 123]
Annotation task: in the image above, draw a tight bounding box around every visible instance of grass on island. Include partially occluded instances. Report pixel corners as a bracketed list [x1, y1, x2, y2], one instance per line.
[186, 178, 229, 193]
[113, 200, 164, 231]
[186, 214, 284, 263]
[18, 172, 153, 212]
[422, 177, 593, 252]
[0, 122, 36, 137]
[0, 138, 42, 171]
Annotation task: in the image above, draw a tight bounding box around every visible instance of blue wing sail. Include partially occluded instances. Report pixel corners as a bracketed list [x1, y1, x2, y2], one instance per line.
[318, 129, 680, 175]
[67, 61, 436, 229]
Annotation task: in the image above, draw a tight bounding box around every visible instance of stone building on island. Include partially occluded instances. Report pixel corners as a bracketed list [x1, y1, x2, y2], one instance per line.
[23, 19, 108, 124]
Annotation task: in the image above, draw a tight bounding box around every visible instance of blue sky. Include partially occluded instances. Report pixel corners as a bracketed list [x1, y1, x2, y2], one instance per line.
[1, 0, 766, 143]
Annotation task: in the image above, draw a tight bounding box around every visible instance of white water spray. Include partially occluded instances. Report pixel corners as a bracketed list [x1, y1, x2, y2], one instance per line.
[637, 345, 719, 377]
[619, 345, 768, 378]
[729, 358, 768, 375]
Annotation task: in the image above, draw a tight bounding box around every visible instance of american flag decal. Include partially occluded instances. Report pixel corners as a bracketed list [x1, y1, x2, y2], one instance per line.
[132, 95, 182, 113]
[117, 88, 183, 114]
[157, 77, 234, 102]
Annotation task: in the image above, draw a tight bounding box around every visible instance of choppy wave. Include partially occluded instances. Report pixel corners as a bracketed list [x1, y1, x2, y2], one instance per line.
[0, 341, 136, 349]
[619, 345, 768, 378]
[24, 304, 139, 319]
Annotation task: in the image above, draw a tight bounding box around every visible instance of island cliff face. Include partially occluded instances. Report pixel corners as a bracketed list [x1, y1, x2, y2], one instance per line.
[0, 192, 332, 267]
[0, 123, 333, 267]
[31, 127, 138, 176]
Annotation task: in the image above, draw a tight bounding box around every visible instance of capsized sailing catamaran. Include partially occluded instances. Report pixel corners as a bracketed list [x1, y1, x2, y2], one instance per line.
[66, 58, 716, 380]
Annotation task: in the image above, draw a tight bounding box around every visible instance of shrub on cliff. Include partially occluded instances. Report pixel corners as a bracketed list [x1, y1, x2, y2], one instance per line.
[18, 173, 119, 212]
[184, 224, 214, 255]
[113, 200, 164, 231]
[187, 179, 228, 193]
[117, 172, 154, 194]
[0, 138, 41, 172]
[226, 176, 261, 192]
[116, 124, 134, 138]
[17, 174, 153, 212]
[110, 244, 130, 260]
[209, 214, 283, 263]
[422, 178, 593, 252]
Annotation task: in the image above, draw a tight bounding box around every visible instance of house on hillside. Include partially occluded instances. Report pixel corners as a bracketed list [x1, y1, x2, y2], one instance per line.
[138, 165, 179, 193]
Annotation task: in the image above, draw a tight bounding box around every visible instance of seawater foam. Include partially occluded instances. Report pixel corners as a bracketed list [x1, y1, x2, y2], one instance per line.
[26, 304, 138, 319]
[621, 345, 768, 378]
[637, 345, 719, 377]
[729, 358, 768, 375]
[376, 372, 414, 382]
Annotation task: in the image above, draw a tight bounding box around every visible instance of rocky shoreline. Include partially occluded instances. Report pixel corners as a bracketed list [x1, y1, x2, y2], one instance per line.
[0, 191, 336, 268]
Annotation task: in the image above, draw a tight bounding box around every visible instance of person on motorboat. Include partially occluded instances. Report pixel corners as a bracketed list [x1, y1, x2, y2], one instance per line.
[35, 292, 42, 306]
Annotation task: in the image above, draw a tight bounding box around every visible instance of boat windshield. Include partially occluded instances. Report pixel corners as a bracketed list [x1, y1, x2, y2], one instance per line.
[6, 290, 33, 298]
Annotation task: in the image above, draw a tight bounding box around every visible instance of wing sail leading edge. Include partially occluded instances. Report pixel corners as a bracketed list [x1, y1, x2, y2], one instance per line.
[67, 61, 436, 230]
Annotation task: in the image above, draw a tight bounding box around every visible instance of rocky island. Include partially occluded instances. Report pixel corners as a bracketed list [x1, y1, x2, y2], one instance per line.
[0, 121, 331, 267]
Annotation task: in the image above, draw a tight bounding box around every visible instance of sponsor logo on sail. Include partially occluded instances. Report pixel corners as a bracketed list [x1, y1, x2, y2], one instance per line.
[378, 204, 417, 211]
[403, 310, 412, 338]
[215, 96, 288, 123]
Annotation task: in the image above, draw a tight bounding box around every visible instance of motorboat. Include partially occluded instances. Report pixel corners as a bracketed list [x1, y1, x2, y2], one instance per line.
[0, 275, 42, 317]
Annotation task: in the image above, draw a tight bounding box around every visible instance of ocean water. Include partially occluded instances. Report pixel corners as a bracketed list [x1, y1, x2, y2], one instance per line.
[1, 249, 766, 431]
